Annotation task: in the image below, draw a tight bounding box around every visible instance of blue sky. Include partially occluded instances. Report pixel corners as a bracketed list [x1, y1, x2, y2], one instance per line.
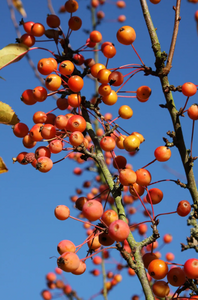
[0, 0, 198, 299]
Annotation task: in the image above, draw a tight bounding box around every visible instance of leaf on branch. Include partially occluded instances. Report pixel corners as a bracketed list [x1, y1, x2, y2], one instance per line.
[0, 76, 6, 81]
[0, 157, 8, 174]
[0, 43, 29, 70]
[0, 101, 20, 125]
[12, 0, 27, 18]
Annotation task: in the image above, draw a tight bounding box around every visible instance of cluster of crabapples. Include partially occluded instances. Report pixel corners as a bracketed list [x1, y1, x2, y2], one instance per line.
[10, 0, 198, 299]
[12, 0, 152, 172]
[51, 195, 195, 299]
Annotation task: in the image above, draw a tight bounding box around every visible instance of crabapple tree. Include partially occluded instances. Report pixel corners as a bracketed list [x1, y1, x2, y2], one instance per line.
[1, 0, 198, 300]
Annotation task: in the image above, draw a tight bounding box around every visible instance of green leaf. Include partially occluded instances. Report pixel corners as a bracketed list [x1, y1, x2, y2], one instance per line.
[0, 43, 29, 70]
[0, 76, 6, 80]
[0, 101, 20, 125]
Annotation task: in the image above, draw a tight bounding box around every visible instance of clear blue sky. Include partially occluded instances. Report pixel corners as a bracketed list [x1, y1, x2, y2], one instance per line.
[0, 0, 198, 299]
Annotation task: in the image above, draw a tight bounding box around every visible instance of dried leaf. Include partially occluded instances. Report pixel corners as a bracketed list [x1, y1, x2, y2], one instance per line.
[0, 43, 29, 70]
[0, 76, 5, 81]
[0, 157, 8, 174]
[0, 101, 20, 125]
[12, 0, 27, 18]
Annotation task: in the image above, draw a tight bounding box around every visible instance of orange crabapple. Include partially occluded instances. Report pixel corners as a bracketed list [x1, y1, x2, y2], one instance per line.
[23, 134, 37, 149]
[146, 188, 163, 205]
[102, 90, 118, 105]
[41, 290, 52, 300]
[123, 134, 140, 151]
[116, 135, 126, 149]
[29, 123, 43, 141]
[148, 259, 168, 280]
[63, 284, 72, 294]
[102, 44, 116, 59]
[98, 84, 112, 96]
[36, 157, 53, 173]
[184, 258, 198, 279]
[154, 146, 171, 162]
[97, 69, 112, 84]
[116, 1, 126, 8]
[150, 0, 161, 4]
[68, 76, 84, 93]
[99, 232, 115, 246]
[113, 155, 127, 169]
[32, 86, 48, 102]
[57, 252, 80, 273]
[82, 199, 103, 221]
[56, 97, 68, 110]
[68, 16, 82, 31]
[71, 261, 86, 275]
[142, 253, 157, 269]
[118, 105, 133, 119]
[65, 0, 79, 13]
[20, 33, 35, 47]
[163, 233, 173, 243]
[46, 272, 56, 282]
[67, 94, 81, 108]
[177, 200, 191, 216]
[14, 151, 28, 165]
[136, 86, 151, 102]
[20, 20, 35, 34]
[182, 82, 197, 97]
[46, 14, 60, 28]
[152, 281, 170, 298]
[119, 168, 137, 186]
[165, 252, 175, 261]
[55, 115, 68, 129]
[40, 124, 57, 139]
[45, 113, 56, 125]
[90, 63, 106, 78]
[55, 280, 65, 289]
[69, 131, 84, 147]
[66, 115, 86, 132]
[138, 223, 148, 235]
[93, 256, 102, 265]
[108, 219, 130, 242]
[89, 30, 102, 43]
[167, 267, 186, 286]
[101, 209, 118, 226]
[73, 54, 84, 65]
[129, 183, 144, 197]
[135, 168, 152, 186]
[37, 58, 56, 75]
[187, 104, 198, 120]
[117, 25, 136, 45]
[21, 89, 37, 105]
[33, 111, 47, 124]
[45, 74, 62, 91]
[87, 234, 101, 250]
[54, 205, 70, 220]
[59, 60, 74, 76]
[100, 136, 116, 151]
[49, 140, 63, 154]
[97, 11, 105, 19]
[13, 122, 29, 138]
[118, 15, 126, 22]
[91, 0, 99, 8]
[31, 22, 45, 37]
[35, 146, 51, 159]
[91, 269, 100, 276]
[131, 132, 145, 143]
[57, 240, 76, 255]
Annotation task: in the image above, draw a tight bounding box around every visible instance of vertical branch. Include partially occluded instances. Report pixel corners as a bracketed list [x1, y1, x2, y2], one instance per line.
[101, 251, 108, 300]
[164, 0, 181, 74]
[139, 0, 198, 250]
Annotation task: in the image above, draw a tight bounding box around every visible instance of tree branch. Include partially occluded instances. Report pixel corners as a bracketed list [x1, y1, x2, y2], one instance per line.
[164, 0, 181, 75]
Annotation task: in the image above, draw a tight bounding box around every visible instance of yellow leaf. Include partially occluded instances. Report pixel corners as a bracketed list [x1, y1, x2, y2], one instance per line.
[12, 0, 27, 18]
[0, 157, 8, 174]
[0, 101, 20, 125]
[0, 43, 29, 70]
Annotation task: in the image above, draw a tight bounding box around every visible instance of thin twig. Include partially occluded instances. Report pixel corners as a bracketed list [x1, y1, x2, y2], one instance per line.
[164, 0, 181, 75]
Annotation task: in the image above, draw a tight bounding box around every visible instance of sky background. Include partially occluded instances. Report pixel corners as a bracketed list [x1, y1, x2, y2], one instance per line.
[1, 0, 198, 299]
